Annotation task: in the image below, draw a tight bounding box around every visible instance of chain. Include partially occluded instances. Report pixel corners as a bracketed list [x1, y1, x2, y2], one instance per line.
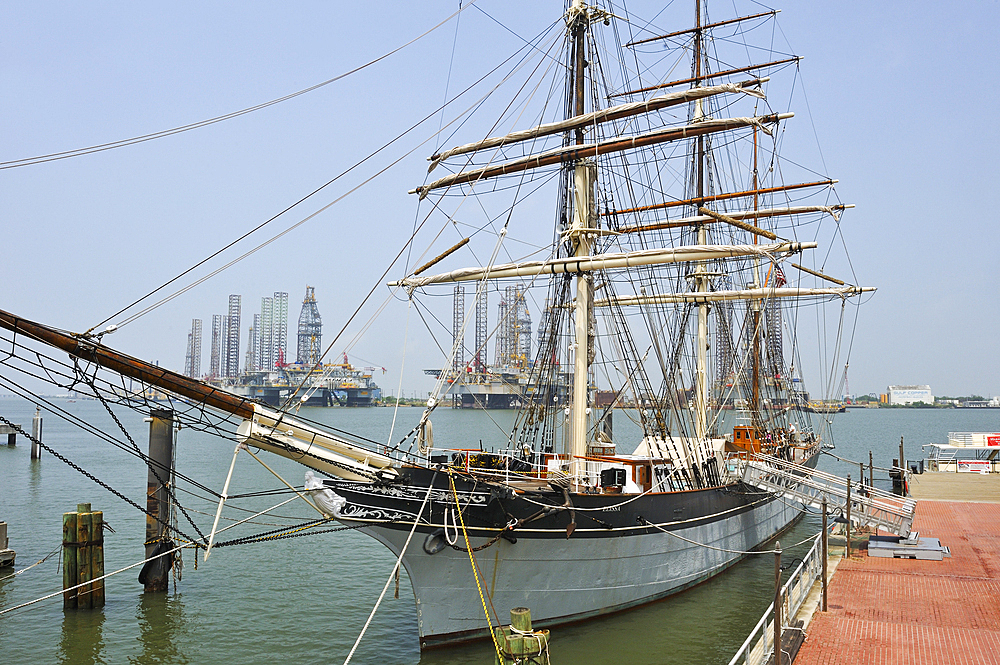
[212, 517, 408, 549]
[0, 414, 204, 548]
[448, 528, 508, 553]
[87, 372, 208, 544]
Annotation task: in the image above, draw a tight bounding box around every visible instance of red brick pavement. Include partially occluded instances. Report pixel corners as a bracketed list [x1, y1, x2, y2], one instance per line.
[795, 501, 1000, 664]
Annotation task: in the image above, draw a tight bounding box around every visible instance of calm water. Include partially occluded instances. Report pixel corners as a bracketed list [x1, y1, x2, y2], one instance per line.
[1, 395, 997, 664]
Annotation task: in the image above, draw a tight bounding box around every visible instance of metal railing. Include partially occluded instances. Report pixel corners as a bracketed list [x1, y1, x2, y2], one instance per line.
[741, 454, 916, 536]
[728, 532, 824, 665]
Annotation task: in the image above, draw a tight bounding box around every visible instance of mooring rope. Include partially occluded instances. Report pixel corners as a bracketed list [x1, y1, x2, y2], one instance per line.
[637, 516, 821, 555]
[0, 544, 62, 583]
[450, 469, 505, 662]
[0, 542, 193, 617]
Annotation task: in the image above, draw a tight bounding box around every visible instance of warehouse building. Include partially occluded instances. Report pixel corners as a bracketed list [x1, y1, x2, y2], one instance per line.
[887, 385, 934, 405]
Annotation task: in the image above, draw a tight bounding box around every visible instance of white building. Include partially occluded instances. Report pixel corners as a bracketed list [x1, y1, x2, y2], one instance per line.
[887, 385, 933, 405]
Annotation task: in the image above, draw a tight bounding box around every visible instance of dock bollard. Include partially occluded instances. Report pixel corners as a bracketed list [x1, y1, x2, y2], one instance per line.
[494, 607, 550, 665]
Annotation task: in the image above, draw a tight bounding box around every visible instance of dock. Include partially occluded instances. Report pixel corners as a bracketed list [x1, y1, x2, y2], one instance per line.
[793, 473, 1000, 664]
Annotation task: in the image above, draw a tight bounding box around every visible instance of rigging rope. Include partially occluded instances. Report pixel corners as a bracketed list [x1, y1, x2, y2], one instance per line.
[1, 1, 481, 171]
[342, 480, 436, 665]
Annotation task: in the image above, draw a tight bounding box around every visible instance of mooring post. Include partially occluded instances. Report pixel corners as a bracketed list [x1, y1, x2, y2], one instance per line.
[845, 474, 852, 558]
[774, 541, 782, 665]
[821, 495, 828, 612]
[0, 521, 14, 568]
[76, 503, 93, 609]
[91, 510, 105, 607]
[144, 409, 175, 592]
[495, 607, 550, 665]
[62, 511, 78, 608]
[899, 436, 907, 485]
[31, 408, 42, 459]
[869, 451, 874, 489]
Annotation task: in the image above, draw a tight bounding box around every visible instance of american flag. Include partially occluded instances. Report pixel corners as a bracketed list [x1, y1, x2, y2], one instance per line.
[773, 266, 787, 287]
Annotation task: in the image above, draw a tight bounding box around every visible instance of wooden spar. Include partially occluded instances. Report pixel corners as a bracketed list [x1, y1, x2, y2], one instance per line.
[412, 237, 470, 276]
[413, 114, 791, 198]
[0, 308, 255, 419]
[790, 262, 845, 286]
[427, 79, 766, 169]
[610, 56, 801, 98]
[604, 179, 835, 217]
[616, 204, 846, 235]
[626, 11, 778, 47]
[593, 285, 873, 308]
[697, 206, 777, 240]
[392, 241, 816, 288]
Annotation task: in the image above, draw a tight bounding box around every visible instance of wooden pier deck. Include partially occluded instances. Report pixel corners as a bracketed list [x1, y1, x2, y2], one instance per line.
[794, 477, 1000, 664]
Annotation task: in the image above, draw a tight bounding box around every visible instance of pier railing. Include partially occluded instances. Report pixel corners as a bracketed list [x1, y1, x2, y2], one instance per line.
[741, 454, 916, 536]
[728, 532, 823, 665]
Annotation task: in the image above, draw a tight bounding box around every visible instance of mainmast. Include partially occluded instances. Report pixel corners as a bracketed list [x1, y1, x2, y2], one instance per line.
[568, 0, 594, 468]
[693, 0, 710, 440]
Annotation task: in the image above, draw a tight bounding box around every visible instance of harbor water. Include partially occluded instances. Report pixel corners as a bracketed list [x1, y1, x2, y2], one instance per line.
[1, 395, 997, 664]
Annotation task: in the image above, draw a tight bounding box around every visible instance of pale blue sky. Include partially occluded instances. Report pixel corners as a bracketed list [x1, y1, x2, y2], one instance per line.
[2, 1, 999, 400]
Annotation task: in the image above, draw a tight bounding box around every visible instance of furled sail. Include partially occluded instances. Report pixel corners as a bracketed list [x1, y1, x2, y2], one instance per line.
[595, 285, 874, 307]
[412, 113, 793, 199]
[392, 241, 816, 288]
[427, 79, 767, 172]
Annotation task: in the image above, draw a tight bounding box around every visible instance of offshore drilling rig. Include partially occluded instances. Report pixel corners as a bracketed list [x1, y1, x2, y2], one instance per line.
[185, 286, 381, 406]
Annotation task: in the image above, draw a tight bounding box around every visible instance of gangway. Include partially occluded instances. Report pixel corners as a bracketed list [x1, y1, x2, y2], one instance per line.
[741, 453, 916, 537]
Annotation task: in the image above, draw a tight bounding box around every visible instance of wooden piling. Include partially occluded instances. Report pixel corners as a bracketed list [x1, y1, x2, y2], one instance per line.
[144, 409, 175, 592]
[899, 436, 905, 474]
[31, 408, 42, 459]
[0, 521, 14, 568]
[62, 511, 78, 609]
[76, 505, 93, 609]
[62, 503, 104, 609]
[495, 607, 550, 665]
[92, 511, 106, 607]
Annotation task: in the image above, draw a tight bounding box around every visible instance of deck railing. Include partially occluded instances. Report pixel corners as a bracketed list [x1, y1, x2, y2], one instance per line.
[728, 532, 824, 665]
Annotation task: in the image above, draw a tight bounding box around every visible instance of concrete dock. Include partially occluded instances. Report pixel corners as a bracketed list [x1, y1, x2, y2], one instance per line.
[794, 474, 1000, 664]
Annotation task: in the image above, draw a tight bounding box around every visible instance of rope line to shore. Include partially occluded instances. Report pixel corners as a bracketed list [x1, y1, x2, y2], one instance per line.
[638, 516, 821, 555]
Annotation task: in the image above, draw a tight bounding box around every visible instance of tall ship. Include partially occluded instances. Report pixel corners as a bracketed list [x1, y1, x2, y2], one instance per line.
[0, 0, 872, 651]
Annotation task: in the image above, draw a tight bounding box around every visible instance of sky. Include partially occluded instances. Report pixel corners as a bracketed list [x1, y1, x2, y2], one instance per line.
[2, 1, 999, 401]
